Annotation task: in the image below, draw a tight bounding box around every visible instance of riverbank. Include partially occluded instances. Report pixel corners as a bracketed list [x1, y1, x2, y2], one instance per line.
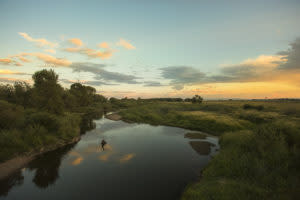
[116, 101, 300, 200]
[0, 136, 80, 180]
[105, 113, 122, 121]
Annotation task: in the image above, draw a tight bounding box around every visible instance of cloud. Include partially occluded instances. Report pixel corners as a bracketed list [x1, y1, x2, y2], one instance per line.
[64, 47, 113, 59]
[9, 54, 31, 63]
[32, 53, 71, 66]
[160, 38, 300, 90]
[0, 58, 23, 66]
[4, 52, 69, 67]
[59, 78, 117, 86]
[143, 81, 164, 87]
[0, 77, 30, 84]
[18, 32, 58, 48]
[44, 49, 56, 54]
[0, 58, 13, 64]
[278, 37, 300, 70]
[219, 55, 286, 82]
[160, 49, 298, 90]
[117, 38, 136, 50]
[70, 62, 140, 84]
[0, 69, 27, 75]
[160, 66, 206, 90]
[68, 38, 83, 47]
[98, 42, 109, 49]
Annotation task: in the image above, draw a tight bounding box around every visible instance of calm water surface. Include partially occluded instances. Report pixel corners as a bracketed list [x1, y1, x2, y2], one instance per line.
[0, 118, 218, 200]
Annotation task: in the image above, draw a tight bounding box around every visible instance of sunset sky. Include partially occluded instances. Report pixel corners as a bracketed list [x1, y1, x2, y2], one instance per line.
[0, 0, 300, 99]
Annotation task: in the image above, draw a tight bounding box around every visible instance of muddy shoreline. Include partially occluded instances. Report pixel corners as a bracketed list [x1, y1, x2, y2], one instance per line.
[105, 113, 122, 121]
[0, 136, 80, 180]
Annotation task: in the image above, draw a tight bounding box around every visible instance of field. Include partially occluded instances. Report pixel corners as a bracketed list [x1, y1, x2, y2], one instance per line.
[118, 100, 300, 200]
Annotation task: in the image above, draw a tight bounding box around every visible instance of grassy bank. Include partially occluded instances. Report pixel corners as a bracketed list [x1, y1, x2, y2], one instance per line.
[0, 100, 80, 162]
[118, 100, 300, 199]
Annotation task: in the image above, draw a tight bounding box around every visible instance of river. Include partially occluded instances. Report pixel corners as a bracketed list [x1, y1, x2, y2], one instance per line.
[0, 117, 218, 200]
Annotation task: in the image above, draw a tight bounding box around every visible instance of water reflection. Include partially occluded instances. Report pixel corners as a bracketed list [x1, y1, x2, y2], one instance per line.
[189, 141, 215, 155]
[27, 143, 76, 188]
[119, 153, 135, 163]
[0, 171, 24, 197]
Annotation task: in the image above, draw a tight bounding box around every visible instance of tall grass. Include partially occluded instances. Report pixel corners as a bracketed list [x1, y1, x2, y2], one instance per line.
[181, 123, 300, 199]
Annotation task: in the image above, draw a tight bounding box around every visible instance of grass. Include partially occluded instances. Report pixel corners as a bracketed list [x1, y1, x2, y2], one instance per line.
[117, 100, 300, 200]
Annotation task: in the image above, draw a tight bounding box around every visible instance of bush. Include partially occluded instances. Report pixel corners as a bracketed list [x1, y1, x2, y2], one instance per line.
[243, 104, 264, 111]
[0, 100, 24, 129]
[25, 111, 60, 133]
[182, 123, 300, 199]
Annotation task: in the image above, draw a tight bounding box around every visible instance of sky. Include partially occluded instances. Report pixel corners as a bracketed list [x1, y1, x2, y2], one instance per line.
[0, 0, 300, 99]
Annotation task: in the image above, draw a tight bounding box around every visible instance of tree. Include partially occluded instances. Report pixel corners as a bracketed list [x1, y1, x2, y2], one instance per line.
[13, 81, 32, 108]
[70, 83, 96, 106]
[191, 95, 203, 104]
[32, 69, 64, 114]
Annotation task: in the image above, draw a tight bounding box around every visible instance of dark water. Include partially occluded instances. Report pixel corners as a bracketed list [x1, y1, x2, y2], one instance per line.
[0, 118, 218, 200]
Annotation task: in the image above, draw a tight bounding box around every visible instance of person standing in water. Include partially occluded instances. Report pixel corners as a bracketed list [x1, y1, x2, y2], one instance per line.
[101, 139, 107, 150]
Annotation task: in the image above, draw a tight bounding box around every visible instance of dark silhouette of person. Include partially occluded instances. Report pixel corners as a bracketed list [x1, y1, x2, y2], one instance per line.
[101, 139, 107, 150]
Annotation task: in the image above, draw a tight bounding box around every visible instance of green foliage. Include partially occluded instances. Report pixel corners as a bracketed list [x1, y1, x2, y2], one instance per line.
[0, 69, 110, 162]
[182, 123, 300, 200]
[70, 83, 96, 107]
[243, 103, 264, 111]
[119, 103, 247, 135]
[0, 100, 24, 129]
[191, 95, 203, 104]
[32, 69, 64, 114]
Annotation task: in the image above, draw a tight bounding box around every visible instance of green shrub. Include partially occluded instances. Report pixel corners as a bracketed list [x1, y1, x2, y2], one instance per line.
[243, 104, 264, 111]
[0, 100, 24, 129]
[182, 123, 300, 199]
[25, 111, 60, 133]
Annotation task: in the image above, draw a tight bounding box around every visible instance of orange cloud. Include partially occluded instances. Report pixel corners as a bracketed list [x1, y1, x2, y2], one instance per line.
[0, 69, 25, 75]
[64, 47, 113, 59]
[69, 38, 83, 47]
[117, 38, 136, 50]
[0, 58, 13, 64]
[44, 49, 56, 54]
[0, 77, 31, 83]
[98, 42, 109, 49]
[83, 48, 113, 59]
[32, 53, 71, 66]
[0, 58, 23, 66]
[18, 32, 58, 48]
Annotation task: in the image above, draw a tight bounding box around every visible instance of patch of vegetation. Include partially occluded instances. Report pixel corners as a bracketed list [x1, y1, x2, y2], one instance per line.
[0, 69, 111, 162]
[243, 103, 264, 111]
[182, 122, 300, 200]
[116, 100, 300, 199]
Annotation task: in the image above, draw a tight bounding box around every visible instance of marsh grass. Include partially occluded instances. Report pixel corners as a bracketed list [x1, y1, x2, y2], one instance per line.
[118, 100, 300, 200]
